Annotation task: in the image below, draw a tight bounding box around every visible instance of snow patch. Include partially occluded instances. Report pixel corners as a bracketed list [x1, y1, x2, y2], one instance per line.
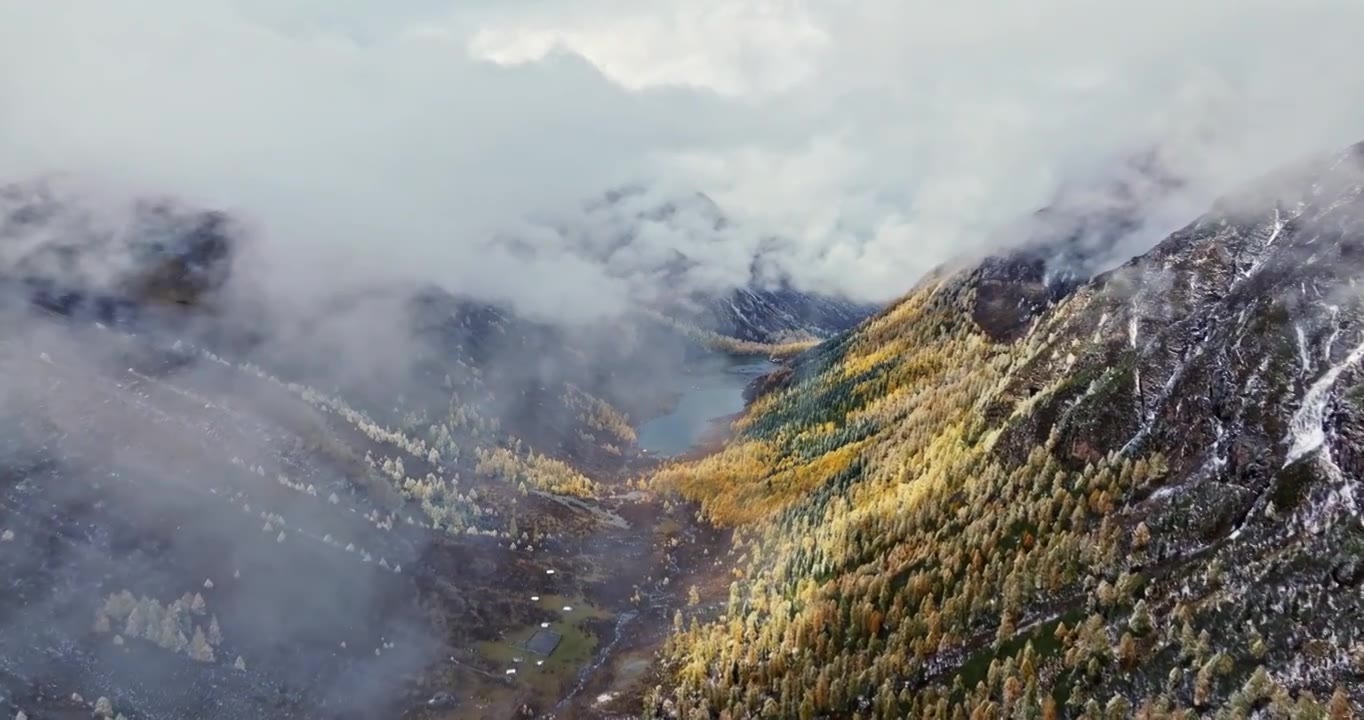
[1324, 306, 1341, 360]
[1149, 485, 1180, 501]
[1295, 323, 1310, 371]
[1284, 335, 1364, 466]
[1266, 208, 1284, 246]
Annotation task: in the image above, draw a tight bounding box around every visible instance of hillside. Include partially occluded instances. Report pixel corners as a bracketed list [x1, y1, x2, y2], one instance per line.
[648, 142, 1364, 718]
[0, 184, 749, 719]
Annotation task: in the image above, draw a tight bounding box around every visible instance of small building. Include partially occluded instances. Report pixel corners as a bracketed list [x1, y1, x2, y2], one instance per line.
[523, 629, 562, 657]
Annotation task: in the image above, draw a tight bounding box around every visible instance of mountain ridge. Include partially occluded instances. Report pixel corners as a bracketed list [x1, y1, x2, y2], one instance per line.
[647, 140, 1364, 718]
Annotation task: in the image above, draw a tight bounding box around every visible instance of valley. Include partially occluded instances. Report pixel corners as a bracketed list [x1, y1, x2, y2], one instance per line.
[5, 2, 1364, 717]
[0, 309, 750, 719]
[3, 97, 1364, 720]
[8, 141, 1364, 718]
[0, 186, 847, 718]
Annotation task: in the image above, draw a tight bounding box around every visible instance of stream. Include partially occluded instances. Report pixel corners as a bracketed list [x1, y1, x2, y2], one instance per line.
[546, 610, 638, 718]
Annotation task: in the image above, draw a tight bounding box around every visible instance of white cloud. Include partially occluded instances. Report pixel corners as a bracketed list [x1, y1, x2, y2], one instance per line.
[0, 1, 736, 319]
[2, 0, 1362, 315]
[469, 0, 829, 97]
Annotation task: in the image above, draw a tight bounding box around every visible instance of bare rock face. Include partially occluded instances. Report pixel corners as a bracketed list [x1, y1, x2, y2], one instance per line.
[965, 151, 1185, 342]
[1334, 557, 1363, 587]
[1, 183, 240, 319]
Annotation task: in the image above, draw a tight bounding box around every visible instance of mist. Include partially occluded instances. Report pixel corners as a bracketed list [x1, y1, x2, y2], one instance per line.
[0, 310, 443, 717]
[2, 1, 1362, 319]
[3, 3, 1364, 718]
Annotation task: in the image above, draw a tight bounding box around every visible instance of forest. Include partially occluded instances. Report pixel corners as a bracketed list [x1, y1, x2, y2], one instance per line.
[647, 260, 1363, 719]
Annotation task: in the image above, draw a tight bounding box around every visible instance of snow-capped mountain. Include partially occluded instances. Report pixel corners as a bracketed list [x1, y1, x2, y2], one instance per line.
[964, 150, 1187, 341]
[683, 283, 872, 344]
[512, 185, 876, 344]
[649, 140, 1364, 717]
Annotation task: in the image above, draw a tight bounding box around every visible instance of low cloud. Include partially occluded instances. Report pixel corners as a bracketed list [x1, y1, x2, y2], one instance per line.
[2, 0, 1362, 316]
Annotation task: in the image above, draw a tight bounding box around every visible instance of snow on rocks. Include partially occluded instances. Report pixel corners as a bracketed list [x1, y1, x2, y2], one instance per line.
[1284, 335, 1364, 466]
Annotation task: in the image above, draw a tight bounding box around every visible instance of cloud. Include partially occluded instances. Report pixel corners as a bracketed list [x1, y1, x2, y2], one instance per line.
[2, 0, 1362, 315]
[637, 0, 1364, 298]
[0, 1, 744, 319]
[469, 0, 830, 97]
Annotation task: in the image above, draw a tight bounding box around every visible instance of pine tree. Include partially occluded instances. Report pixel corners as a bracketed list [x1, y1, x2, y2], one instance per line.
[124, 604, 146, 638]
[1328, 688, 1355, 720]
[1128, 600, 1153, 636]
[1117, 632, 1139, 669]
[190, 626, 215, 663]
[208, 615, 223, 645]
[1104, 695, 1131, 720]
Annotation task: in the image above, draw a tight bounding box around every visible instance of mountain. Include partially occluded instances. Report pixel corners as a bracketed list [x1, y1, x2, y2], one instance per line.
[674, 283, 872, 345]
[0, 176, 873, 719]
[8, 138, 1364, 719]
[0, 182, 239, 323]
[0, 181, 757, 469]
[0, 183, 715, 719]
[967, 150, 1185, 341]
[649, 142, 1364, 717]
[521, 185, 876, 345]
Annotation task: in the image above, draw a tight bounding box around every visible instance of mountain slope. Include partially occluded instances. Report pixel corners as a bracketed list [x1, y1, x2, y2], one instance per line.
[0, 183, 736, 719]
[648, 142, 1364, 718]
[967, 150, 1185, 342]
[678, 284, 872, 345]
[0, 181, 688, 469]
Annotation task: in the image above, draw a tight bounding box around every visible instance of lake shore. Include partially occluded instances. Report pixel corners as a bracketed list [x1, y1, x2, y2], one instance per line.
[634, 355, 777, 456]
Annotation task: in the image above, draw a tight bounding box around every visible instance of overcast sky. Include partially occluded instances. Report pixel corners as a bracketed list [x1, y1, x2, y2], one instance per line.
[2, 0, 1362, 319]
